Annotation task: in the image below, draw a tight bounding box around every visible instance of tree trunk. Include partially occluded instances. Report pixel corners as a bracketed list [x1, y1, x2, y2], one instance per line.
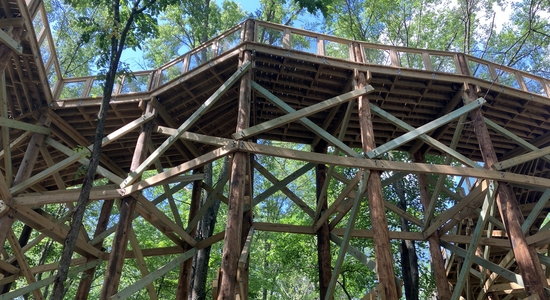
[191, 160, 227, 300]
[394, 179, 419, 300]
[314, 143, 332, 300]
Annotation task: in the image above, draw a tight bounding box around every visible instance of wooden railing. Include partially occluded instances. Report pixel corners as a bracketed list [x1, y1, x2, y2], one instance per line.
[52, 19, 550, 102]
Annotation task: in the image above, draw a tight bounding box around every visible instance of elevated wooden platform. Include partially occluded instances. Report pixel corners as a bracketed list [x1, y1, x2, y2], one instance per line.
[1, 1, 550, 298]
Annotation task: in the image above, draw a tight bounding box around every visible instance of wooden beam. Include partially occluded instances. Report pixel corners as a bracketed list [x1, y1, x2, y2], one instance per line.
[251, 81, 360, 158]
[239, 141, 550, 190]
[7, 230, 44, 299]
[452, 181, 496, 299]
[128, 227, 158, 300]
[423, 180, 488, 237]
[109, 249, 197, 300]
[0, 259, 101, 300]
[366, 98, 485, 158]
[219, 18, 254, 300]
[121, 60, 251, 188]
[253, 162, 315, 207]
[0, 72, 11, 187]
[497, 144, 550, 170]
[253, 161, 314, 218]
[370, 104, 480, 168]
[329, 233, 376, 271]
[121, 144, 235, 196]
[0, 117, 50, 134]
[353, 51, 398, 300]
[441, 240, 523, 286]
[233, 85, 373, 141]
[326, 171, 369, 298]
[0, 28, 22, 54]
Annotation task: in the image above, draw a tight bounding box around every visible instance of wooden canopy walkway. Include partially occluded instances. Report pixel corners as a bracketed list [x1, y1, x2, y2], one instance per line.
[1, 0, 550, 298]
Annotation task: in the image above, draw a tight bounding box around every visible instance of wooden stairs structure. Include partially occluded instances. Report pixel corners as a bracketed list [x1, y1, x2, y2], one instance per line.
[1, 0, 550, 298]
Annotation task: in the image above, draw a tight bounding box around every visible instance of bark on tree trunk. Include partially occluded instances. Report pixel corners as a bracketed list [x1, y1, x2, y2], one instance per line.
[394, 179, 419, 300]
[176, 168, 203, 300]
[314, 143, 332, 300]
[191, 160, 226, 300]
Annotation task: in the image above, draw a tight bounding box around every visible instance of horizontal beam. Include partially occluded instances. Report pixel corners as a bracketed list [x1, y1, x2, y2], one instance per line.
[240, 141, 550, 190]
[0, 117, 49, 134]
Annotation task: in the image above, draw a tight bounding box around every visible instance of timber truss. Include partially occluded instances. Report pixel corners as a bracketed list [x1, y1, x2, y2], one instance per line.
[1, 0, 550, 298]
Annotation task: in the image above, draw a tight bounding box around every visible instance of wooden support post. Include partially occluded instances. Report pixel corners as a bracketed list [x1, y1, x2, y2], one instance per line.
[353, 43, 398, 300]
[314, 143, 332, 300]
[176, 168, 203, 300]
[100, 102, 155, 298]
[218, 19, 253, 300]
[458, 54, 549, 300]
[414, 152, 453, 300]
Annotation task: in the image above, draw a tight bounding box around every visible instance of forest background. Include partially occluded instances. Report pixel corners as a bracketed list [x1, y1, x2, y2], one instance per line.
[20, 0, 550, 299]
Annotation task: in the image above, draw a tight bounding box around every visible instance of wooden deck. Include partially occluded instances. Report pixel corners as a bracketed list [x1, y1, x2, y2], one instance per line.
[1, 1, 550, 298]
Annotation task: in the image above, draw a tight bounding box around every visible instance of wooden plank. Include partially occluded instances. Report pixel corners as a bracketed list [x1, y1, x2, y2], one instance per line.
[7, 230, 44, 300]
[185, 173, 229, 233]
[11, 187, 122, 206]
[0, 260, 19, 274]
[329, 233, 376, 271]
[313, 171, 361, 231]
[234, 84, 374, 141]
[484, 118, 550, 166]
[370, 104, 480, 168]
[128, 227, 158, 300]
[122, 61, 251, 188]
[154, 125, 232, 147]
[121, 144, 235, 196]
[253, 161, 314, 218]
[251, 81, 361, 158]
[109, 250, 197, 299]
[253, 162, 315, 206]
[238, 226, 254, 269]
[0, 28, 22, 54]
[423, 113, 468, 229]
[441, 240, 524, 286]
[0, 117, 50, 134]
[0, 72, 11, 187]
[239, 141, 550, 190]
[497, 144, 550, 170]
[366, 98, 485, 158]
[451, 181, 497, 299]
[326, 171, 369, 297]
[0, 130, 31, 160]
[423, 180, 488, 237]
[0, 259, 100, 300]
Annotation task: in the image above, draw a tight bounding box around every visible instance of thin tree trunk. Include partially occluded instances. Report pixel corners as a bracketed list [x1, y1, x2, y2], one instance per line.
[394, 179, 419, 300]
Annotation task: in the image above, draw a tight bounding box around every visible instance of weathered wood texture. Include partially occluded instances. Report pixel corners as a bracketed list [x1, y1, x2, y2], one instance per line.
[354, 42, 398, 299]
[458, 54, 549, 299]
[218, 19, 254, 300]
[315, 143, 332, 300]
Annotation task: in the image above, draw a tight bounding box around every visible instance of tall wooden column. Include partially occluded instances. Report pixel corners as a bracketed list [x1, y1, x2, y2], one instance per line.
[414, 152, 452, 300]
[458, 54, 548, 299]
[176, 167, 203, 300]
[100, 102, 155, 298]
[353, 43, 398, 300]
[218, 19, 254, 300]
[314, 143, 332, 300]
